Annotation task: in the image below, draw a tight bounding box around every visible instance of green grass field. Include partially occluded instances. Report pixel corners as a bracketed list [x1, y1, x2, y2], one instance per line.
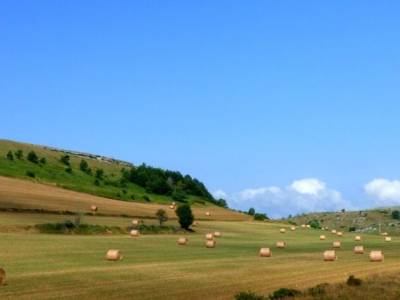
[0, 212, 399, 299]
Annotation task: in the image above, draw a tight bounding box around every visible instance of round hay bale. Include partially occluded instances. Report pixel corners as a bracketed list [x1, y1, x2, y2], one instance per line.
[385, 236, 392, 242]
[205, 233, 214, 240]
[331, 229, 337, 234]
[172, 202, 176, 206]
[192, 221, 198, 227]
[301, 224, 306, 228]
[332, 241, 341, 248]
[280, 228, 286, 233]
[355, 235, 362, 241]
[370, 250, 384, 262]
[177, 237, 188, 245]
[132, 219, 139, 226]
[320, 235, 326, 240]
[90, 205, 98, 212]
[214, 231, 222, 238]
[259, 248, 271, 257]
[205, 211, 211, 216]
[130, 229, 140, 237]
[381, 232, 388, 236]
[323, 250, 336, 261]
[0, 268, 5, 286]
[306, 224, 311, 228]
[290, 226, 296, 231]
[106, 249, 122, 261]
[169, 205, 175, 209]
[205, 240, 216, 248]
[336, 231, 343, 237]
[354, 245, 364, 254]
[276, 241, 286, 248]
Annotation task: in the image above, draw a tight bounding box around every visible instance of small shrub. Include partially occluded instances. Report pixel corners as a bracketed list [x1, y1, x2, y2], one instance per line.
[15, 150, 23, 159]
[95, 168, 104, 180]
[39, 157, 46, 164]
[79, 159, 89, 172]
[60, 154, 70, 166]
[26, 170, 35, 178]
[176, 204, 194, 230]
[94, 179, 100, 186]
[6, 151, 14, 160]
[349, 226, 356, 232]
[142, 195, 150, 202]
[308, 219, 321, 229]
[27, 151, 39, 163]
[65, 167, 73, 173]
[392, 210, 400, 220]
[269, 288, 301, 299]
[130, 194, 136, 200]
[254, 213, 268, 221]
[308, 283, 329, 296]
[235, 291, 265, 300]
[347, 275, 362, 286]
[116, 192, 121, 198]
[248, 208, 255, 216]
[156, 209, 168, 226]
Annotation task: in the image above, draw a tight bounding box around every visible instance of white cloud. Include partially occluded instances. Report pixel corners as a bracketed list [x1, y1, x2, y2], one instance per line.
[212, 189, 228, 199]
[364, 178, 400, 206]
[222, 178, 353, 219]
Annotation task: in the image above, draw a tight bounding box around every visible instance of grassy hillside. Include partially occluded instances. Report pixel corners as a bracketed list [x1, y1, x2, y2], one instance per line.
[0, 217, 399, 299]
[286, 208, 400, 236]
[0, 139, 215, 206]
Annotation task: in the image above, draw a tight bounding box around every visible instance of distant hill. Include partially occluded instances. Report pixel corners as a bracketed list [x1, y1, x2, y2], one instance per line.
[285, 208, 400, 235]
[0, 139, 225, 207]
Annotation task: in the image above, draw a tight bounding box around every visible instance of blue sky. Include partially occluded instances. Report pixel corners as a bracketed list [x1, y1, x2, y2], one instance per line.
[1, 1, 400, 217]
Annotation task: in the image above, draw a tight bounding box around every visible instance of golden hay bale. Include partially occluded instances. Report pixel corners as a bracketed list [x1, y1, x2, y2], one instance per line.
[355, 235, 362, 241]
[192, 221, 198, 227]
[106, 250, 122, 261]
[259, 248, 271, 257]
[301, 224, 306, 228]
[276, 241, 286, 248]
[290, 226, 296, 231]
[385, 236, 392, 242]
[214, 231, 222, 238]
[306, 224, 311, 228]
[354, 245, 364, 254]
[177, 237, 188, 245]
[205, 233, 214, 240]
[370, 250, 384, 262]
[323, 250, 336, 261]
[336, 231, 343, 237]
[0, 268, 5, 286]
[320, 235, 326, 240]
[132, 219, 139, 225]
[169, 205, 175, 209]
[332, 241, 341, 248]
[331, 229, 337, 234]
[280, 228, 286, 233]
[205, 240, 216, 248]
[205, 211, 211, 216]
[90, 205, 98, 212]
[130, 229, 140, 237]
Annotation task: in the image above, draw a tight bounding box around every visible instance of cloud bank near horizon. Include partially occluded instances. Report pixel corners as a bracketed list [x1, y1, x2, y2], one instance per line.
[364, 178, 400, 206]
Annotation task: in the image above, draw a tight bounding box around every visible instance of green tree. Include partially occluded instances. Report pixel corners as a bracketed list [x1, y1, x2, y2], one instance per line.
[308, 219, 321, 229]
[95, 168, 104, 180]
[15, 150, 23, 160]
[80, 159, 89, 172]
[155, 209, 168, 226]
[248, 207, 255, 216]
[60, 154, 70, 166]
[39, 157, 46, 164]
[392, 210, 400, 220]
[175, 204, 194, 230]
[27, 151, 39, 163]
[6, 151, 14, 160]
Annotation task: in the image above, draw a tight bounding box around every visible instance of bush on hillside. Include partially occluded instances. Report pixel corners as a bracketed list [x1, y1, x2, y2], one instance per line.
[27, 151, 39, 163]
[269, 288, 301, 299]
[156, 209, 168, 226]
[26, 170, 35, 178]
[39, 157, 46, 164]
[80, 159, 89, 173]
[95, 168, 104, 180]
[248, 208, 255, 215]
[234, 291, 265, 300]
[60, 154, 70, 166]
[15, 149, 23, 159]
[392, 210, 400, 220]
[308, 219, 321, 229]
[176, 204, 194, 230]
[6, 150, 14, 160]
[347, 275, 362, 286]
[254, 213, 268, 221]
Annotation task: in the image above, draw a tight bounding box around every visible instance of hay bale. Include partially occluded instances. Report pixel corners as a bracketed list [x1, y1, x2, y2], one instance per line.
[132, 219, 139, 226]
[259, 248, 271, 257]
[205, 211, 211, 216]
[280, 228, 286, 233]
[381, 232, 388, 236]
[205, 233, 214, 240]
[130, 229, 140, 237]
[276, 241, 286, 248]
[169, 205, 175, 209]
[331, 229, 337, 234]
[336, 231, 343, 237]
[354, 245, 364, 254]
[90, 205, 98, 212]
[290, 226, 296, 231]
[355, 235, 362, 241]
[301, 224, 306, 228]
[370, 250, 384, 262]
[192, 221, 198, 227]
[177, 237, 188, 245]
[0, 268, 5, 286]
[333, 241, 341, 248]
[214, 231, 222, 238]
[320, 235, 326, 240]
[205, 240, 216, 248]
[172, 202, 176, 206]
[306, 224, 311, 228]
[385, 236, 392, 242]
[323, 250, 336, 261]
[106, 250, 122, 261]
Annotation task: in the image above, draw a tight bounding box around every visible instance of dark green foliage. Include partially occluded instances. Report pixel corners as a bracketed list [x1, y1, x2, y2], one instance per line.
[215, 198, 228, 208]
[35, 221, 124, 234]
[26, 170, 35, 178]
[254, 213, 268, 221]
[392, 210, 400, 220]
[39, 157, 46, 164]
[94, 179, 100, 186]
[156, 209, 168, 226]
[6, 150, 14, 160]
[269, 288, 301, 299]
[65, 167, 73, 173]
[27, 151, 39, 163]
[142, 195, 150, 202]
[171, 188, 187, 202]
[175, 204, 194, 230]
[79, 159, 89, 173]
[136, 224, 177, 234]
[248, 208, 255, 215]
[15, 149, 23, 159]
[307, 283, 328, 296]
[235, 291, 265, 300]
[347, 275, 362, 286]
[60, 154, 70, 166]
[349, 226, 356, 232]
[95, 168, 104, 180]
[308, 219, 321, 229]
